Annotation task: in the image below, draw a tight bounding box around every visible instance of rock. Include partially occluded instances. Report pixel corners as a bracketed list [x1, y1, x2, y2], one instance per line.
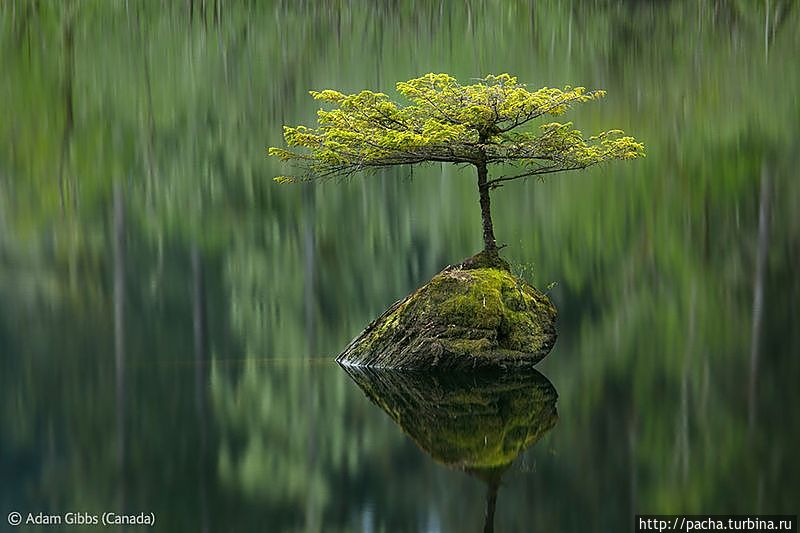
[336, 251, 558, 370]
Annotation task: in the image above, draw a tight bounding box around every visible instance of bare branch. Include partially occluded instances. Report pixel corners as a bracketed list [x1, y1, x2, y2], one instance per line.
[486, 164, 588, 189]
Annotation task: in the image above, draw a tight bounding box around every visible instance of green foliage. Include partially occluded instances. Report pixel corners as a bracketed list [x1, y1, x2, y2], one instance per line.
[270, 73, 644, 183]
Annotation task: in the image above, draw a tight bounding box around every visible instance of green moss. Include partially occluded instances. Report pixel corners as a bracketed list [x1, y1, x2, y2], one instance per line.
[457, 249, 512, 271]
[443, 338, 493, 354]
[433, 268, 555, 352]
[337, 256, 558, 369]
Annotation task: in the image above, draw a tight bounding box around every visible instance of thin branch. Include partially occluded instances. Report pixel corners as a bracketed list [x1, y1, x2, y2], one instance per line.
[486, 164, 587, 188]
[418, 93, 463, 125]
[496, 91, 599, 133]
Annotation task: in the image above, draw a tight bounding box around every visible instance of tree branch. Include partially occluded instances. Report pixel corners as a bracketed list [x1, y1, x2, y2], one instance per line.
[486, 164, 587, 189]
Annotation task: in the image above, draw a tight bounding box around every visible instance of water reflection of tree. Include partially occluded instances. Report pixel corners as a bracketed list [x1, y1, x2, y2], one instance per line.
[342, 368, 558, 533]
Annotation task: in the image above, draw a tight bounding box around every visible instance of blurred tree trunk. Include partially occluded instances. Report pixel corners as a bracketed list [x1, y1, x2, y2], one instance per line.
[749, 161, 771, 430]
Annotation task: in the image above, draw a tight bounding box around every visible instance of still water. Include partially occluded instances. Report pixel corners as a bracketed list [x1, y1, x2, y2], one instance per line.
[1, 1, 799, 531]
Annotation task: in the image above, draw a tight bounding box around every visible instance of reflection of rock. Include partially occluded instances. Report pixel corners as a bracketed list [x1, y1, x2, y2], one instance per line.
[337, 253, 557, 370]
[343, 367, 557, 533]
[343, 366, 558, 472]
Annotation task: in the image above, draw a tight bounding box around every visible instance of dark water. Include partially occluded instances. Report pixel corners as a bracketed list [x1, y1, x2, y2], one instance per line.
[1, 1, 799, 531]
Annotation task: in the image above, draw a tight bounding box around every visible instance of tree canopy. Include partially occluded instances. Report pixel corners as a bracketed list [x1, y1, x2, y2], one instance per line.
[269, 73, 644, 186]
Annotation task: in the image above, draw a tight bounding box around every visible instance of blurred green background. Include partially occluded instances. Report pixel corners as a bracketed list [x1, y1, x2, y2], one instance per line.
[1, 1, 798, 531]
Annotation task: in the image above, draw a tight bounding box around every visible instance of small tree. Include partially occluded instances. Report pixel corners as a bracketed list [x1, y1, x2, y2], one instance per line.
[270, 73, 644, 255]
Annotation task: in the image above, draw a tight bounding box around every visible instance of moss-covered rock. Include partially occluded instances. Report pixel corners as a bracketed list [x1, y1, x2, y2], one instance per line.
[337, 255, 557, 370]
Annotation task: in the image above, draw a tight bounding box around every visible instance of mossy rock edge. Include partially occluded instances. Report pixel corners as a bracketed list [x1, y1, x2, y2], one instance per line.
[337, 257, 557, 370]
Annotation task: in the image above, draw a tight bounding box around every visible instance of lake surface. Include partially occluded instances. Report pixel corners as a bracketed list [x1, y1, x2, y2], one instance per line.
[1, 2, 799, 531]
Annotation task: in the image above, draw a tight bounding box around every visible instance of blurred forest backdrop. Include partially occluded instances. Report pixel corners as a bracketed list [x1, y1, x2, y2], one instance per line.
[1, 1, 798, 531]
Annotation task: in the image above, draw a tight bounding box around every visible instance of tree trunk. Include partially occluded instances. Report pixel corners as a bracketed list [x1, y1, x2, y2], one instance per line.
[476, 160, 497, 252]
[113, 182, 127, 514]
[58, 11, 74, 213]
[483, 480, 499, 533]
[749, 160, 770, 431]
[191, 242, 210, 533]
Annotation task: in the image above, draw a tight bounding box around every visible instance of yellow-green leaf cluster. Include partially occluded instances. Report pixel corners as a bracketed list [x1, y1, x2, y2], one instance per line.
[269, 73, 644, 182]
